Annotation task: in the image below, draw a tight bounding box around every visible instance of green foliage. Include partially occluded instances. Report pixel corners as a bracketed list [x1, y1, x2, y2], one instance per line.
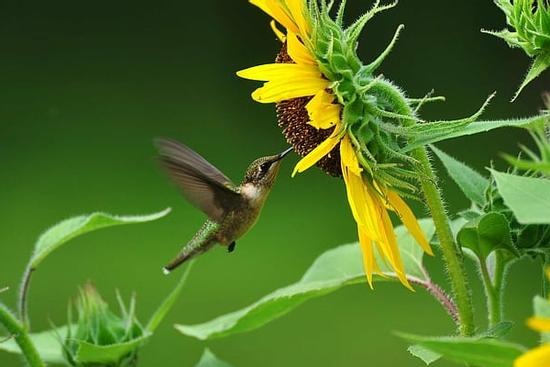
[176, 220, 435, 340]
[0, 303, 45, 367]
[146, 260, 195, 333]
[457, 212, 518, 261]
[194, 349, 234, 367]
[399, 333, 526, 367]
[0, 326, 65, 364]
[64, 284, 147, 366]
[0, 209, 196, 367]
[484, 0, 550, 99]
[431, 145, 489, 206]
[407, 344, 442, 365]
[504, 120, 550, 175]
[1, 261, 192, 366]
[491, 170, 550, 224]
[29, 209, 171, 269]
[401, 114, 550, 152]
[481, 321, 516, 339]
[19, 209, 171, 323]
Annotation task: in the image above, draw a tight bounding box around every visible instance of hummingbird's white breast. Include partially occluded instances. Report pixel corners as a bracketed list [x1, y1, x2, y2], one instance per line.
[240, 183, 264, 204]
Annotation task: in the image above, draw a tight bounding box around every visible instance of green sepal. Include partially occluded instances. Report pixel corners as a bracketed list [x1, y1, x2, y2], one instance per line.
[513, 53, 550, 101]
[401, 113, 549, 152]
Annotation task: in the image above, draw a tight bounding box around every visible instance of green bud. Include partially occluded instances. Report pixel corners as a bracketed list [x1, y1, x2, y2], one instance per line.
[63, 284, 145, 367]
[484, 0, 550, 100]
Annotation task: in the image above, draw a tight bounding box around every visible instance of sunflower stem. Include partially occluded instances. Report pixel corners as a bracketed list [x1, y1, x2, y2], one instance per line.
[0, 303, 45, 367]
[479, 258, 501, 328]
[372, 79, 476, 336]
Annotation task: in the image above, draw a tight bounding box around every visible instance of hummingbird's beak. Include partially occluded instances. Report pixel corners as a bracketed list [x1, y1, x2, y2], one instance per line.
[276, 147, 293, 161]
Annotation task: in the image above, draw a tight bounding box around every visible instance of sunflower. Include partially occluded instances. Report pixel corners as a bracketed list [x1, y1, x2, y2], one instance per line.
[515, 270, 550, 367]
[237, 0, 433, 289]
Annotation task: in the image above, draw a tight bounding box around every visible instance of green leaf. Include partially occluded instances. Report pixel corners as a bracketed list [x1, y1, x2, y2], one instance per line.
[431, 145, 489, 206]
[513, 54, 550, 102]
[74, 334, 151, 364]
[457, 212, 517, 260]
[399, 334, 526, 367]
[0, 325, 152, 365]
[30, 208, 171, 268]
[491, 170, 550, 224]
[401, 114, 549, 152]
[0, 326, 67, 364]
[481, 321, 515, 339]
[534, 295, 550, 343]
[408, 344, 442, 365]
[195, 349, 234, 367]
[146, 260, 195, 333]
[176, 220, 436, 340]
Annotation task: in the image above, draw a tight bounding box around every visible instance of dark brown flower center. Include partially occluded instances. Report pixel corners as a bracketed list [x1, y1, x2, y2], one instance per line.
[275, 44, 342, 177]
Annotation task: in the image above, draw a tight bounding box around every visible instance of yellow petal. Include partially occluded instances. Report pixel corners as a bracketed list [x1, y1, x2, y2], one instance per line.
[358, 225, 376, 289]
[369, 186, 413, 290]
[287, 31, 315, 65]
[343, 168, 375, 234]
[251, 78, 328, 103]
[340, 135, 362, 176]
[286, 0, 311, 36]
[292, 125, 341, 175]
[250, 0, 300, 34]
[237, 63, 321, 82]
[270, 20, 286, 42]
[306, 91, 341, 129]
[386, 190, 433, 256]
[527, 317, 550, 332]
[514, 344, 550, 367]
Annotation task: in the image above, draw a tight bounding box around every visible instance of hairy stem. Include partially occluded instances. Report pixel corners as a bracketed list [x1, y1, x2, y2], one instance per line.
[479, 258, 501, 328]
[0, 304, 45, 367]
[409, 276, 459, 323]
[373, 80, 475, 336]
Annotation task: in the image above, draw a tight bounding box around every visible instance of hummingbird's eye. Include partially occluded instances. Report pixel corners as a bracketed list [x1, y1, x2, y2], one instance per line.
[259, 162, 271, 175]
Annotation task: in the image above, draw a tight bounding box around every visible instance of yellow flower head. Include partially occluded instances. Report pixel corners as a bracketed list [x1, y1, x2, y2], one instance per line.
[238, 0, 433, 289]
[515, 269, 550, 367]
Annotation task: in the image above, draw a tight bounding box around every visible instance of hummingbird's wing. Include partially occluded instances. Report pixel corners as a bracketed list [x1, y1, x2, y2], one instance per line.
[156, 138, 241, 223]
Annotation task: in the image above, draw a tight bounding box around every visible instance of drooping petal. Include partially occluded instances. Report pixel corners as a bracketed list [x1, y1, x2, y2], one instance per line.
[250, 0, 300, 34]
[307, 90, 341, 129]
[527, 317, 550, 332]
[340, 137, 380, 239]
[287, 31, 315, 65]
[270, 20, 286, 42]
[340, 135, 362, 176]
[292, 124, 342, 175]
[386, 190, 433, 256]
[514, 343, 550, 367]
[251, 78, 329, 103]
[358, 225, 376, 288]
[237, 63, 321, 81]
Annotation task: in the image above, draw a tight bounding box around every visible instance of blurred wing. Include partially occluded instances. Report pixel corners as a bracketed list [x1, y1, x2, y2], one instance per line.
[156, 138, 241, 222]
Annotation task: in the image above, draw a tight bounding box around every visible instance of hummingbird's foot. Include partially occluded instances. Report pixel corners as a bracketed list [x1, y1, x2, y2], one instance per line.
[228, 241, 236, 253]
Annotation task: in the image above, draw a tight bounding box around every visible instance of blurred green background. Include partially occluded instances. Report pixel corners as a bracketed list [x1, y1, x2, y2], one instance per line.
[1, 1, 549, 366]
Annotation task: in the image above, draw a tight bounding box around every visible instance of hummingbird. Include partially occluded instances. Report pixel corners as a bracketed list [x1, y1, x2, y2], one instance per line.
[156, 138, 293, 274]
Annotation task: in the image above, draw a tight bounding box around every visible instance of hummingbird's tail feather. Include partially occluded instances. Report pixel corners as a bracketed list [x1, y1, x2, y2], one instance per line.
[162, 239, 216, 274]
